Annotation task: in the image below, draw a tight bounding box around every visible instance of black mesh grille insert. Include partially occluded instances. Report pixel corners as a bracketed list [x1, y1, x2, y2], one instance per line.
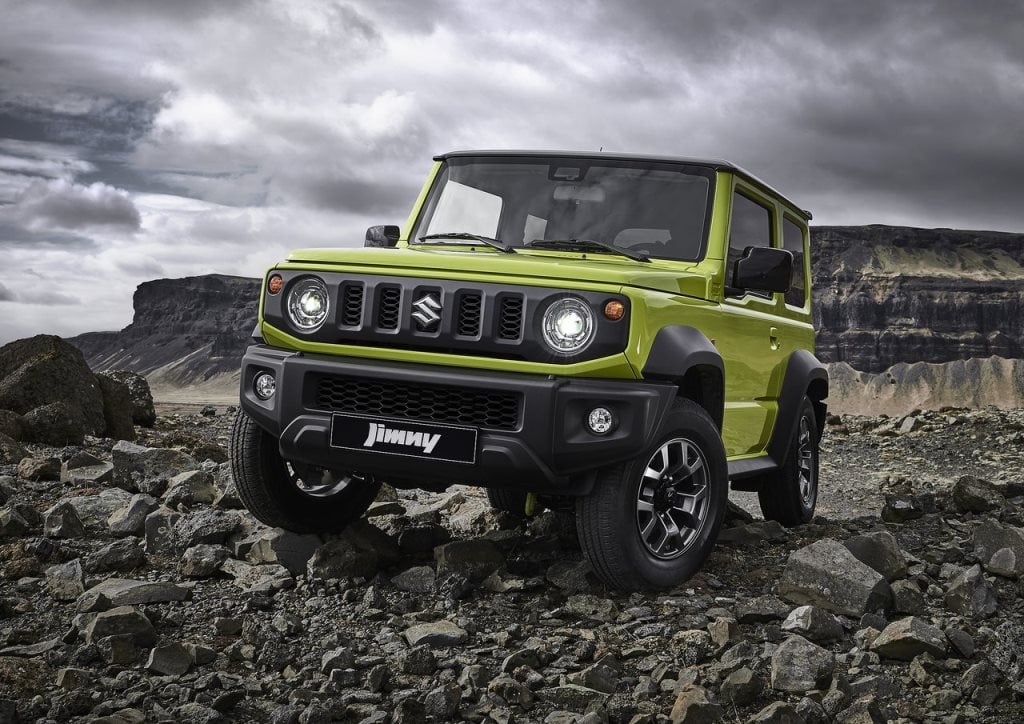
[341, 283, 364, 327]
[456, 292, 482, 337]
[377, 287, 401, 330]
[498, 296, 524, 340]
[315, 376, 521, 430]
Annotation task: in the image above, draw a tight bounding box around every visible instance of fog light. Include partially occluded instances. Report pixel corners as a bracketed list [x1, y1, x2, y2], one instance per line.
[254, 372, 276, 400]
[587, 407, 614, 435]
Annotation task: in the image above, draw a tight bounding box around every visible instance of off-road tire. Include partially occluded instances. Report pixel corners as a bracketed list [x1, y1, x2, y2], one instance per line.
[486, 488, 529, 516]
[575, 398, 728, 590]
[230, 411, 380, 534]
[758, 395, 819, 527]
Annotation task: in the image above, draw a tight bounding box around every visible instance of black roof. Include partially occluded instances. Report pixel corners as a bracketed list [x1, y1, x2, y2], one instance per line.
[435, 149, 811, 220]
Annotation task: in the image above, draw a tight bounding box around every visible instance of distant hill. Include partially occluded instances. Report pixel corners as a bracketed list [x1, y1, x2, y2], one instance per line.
[67, 274, 259, 400]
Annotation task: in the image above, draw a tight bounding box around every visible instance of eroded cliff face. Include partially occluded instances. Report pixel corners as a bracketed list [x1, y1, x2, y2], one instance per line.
[811, 225, 1024, 372]
[69, 274, 260, 385]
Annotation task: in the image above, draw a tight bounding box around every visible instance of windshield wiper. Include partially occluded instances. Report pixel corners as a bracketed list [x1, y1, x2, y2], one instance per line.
[416, 232, 517, 254]
[525, 238, 650, 263]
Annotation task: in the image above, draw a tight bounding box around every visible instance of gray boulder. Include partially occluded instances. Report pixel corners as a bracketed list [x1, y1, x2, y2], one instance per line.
[172, 509, 240, 551]
[972, 520, 1024, 578]
[669, 684, 723, 723]
[779, 539, 893, 617]
[0, 335, 105, 436]
[0, 410, 25, 441]
[944, 564, 998, 618]
[781, 605, 845, 643]
[85, 606, 157, 646]
[44, 502, 86, 538]
[404, 620, 468, 648]
[870, 617, 947, 660]
[434, 539, 505, 583]
[246, 528, 321, 576]
[0, 433, 26, 465]
[951, 475, 1004, 513]
[17, 456, 61, 481]
[306, 521, 399, 580]
[112, 441, 199, 496]
[104, 370, 156, 427]
[771, 635, 835, 692]
[80, 578, 189, 606]
[843, 530, 908, 581]
[22, 402, 86, 446]
[94, 373, 136, 441]
[108, 494, 159, 537]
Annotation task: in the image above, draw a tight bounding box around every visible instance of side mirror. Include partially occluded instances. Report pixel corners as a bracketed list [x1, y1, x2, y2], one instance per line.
[732, 246, 793, 294]
[365, 225, 400, 248]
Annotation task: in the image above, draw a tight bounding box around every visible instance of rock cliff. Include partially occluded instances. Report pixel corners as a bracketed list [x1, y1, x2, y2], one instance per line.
[812, 225, 1024, 372]
[69, 274, 260, 387]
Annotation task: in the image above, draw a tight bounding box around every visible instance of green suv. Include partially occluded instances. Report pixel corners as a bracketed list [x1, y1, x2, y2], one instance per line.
[230, 151, 828, 590]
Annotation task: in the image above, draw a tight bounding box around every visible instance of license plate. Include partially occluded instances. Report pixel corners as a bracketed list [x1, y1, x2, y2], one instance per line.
[329, 414, 477, 464]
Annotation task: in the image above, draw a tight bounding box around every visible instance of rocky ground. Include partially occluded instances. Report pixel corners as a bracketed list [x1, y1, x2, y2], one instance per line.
[0, 403, 1022, 723]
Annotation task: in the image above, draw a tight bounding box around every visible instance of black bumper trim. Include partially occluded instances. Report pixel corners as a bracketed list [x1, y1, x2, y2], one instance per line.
[239, 345, 676, 495]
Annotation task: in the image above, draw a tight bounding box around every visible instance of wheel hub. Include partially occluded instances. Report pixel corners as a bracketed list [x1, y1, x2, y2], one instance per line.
[635, 437, 711, 560]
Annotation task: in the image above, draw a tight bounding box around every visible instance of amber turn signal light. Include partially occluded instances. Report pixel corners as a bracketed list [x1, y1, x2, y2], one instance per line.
[267, 274, 284, 295]
[603, 300, 625, 321]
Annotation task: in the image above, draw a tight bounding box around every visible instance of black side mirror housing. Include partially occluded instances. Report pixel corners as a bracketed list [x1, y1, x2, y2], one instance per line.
[732, 246, 793, 295]
[365, 225, 400, 248]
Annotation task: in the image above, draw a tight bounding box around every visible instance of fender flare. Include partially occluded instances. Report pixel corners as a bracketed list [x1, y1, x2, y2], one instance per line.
[641, 325, 725, 429]
[766, 348, 829, 467]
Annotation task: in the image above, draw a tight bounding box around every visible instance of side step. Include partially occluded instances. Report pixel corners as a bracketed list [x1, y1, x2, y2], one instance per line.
[728, 455, 777, 491]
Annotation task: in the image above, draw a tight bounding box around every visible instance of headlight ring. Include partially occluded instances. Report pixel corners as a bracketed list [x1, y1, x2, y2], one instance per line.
[287, 277, 330, 332]
[541, 297, 595, 356]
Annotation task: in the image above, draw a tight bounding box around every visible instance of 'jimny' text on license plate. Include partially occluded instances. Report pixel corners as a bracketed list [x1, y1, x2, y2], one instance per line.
[329, 414, 477, 464]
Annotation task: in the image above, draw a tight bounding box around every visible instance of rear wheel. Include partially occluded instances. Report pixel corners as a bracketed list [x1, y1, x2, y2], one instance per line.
[486, 488, 529, 516]
[230, 411, 381, 533]
[576, 398, 728, 590]
[758, 396, 819, 526]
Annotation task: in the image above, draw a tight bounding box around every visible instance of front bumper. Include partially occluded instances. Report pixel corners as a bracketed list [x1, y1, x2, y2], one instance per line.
[239, 344, 676, 495]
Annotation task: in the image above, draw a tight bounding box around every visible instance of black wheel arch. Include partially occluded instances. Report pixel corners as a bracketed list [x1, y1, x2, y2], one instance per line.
[732, 348, 828, 490]
[770, 349, 829, 465]
[641, 325, 725, 431]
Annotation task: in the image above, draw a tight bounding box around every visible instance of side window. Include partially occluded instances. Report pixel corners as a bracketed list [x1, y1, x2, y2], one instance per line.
[782, 217, 807, 307]
[728, 191, 772, 292]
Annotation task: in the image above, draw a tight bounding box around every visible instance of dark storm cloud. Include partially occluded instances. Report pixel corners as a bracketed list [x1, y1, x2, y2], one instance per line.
[0, 221, 100, 251]
[9, 178, 141, 231]
[584, 0, 1024, 230]
[290, 174, 421, 215]
[0, 282, 15, 301]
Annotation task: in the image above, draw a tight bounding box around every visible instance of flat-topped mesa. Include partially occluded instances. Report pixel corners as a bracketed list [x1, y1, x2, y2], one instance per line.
[67, 274, 260, 382]
[812, 225, 1024, 372]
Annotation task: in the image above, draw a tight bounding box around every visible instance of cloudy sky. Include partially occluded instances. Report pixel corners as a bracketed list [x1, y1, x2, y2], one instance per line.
[1, 0, 1022, 343]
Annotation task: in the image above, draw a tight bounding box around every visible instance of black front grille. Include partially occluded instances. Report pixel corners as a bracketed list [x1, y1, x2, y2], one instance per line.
[456, 292, 482, 337]
[498, 296, 524, 340]
[341, 283, 364, 327]
[315, 375, 521, 431]
[377, 287, 401, 330]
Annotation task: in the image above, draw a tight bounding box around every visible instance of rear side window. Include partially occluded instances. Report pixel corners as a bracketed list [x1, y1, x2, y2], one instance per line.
[728, 191, 772, 291]
[782, 218, 807, 307]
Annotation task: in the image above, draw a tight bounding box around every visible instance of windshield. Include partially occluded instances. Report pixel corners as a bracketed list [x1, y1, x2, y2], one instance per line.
[412, 156, 714, 262]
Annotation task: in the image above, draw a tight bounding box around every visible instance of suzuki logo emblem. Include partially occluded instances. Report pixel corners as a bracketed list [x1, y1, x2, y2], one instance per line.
[411, 293, 442, 329]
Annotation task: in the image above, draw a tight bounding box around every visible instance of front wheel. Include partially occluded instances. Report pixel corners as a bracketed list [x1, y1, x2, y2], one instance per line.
[230, 411, 381, 534]
[758, 396, 819, 526]
[575, 399, 728, 591]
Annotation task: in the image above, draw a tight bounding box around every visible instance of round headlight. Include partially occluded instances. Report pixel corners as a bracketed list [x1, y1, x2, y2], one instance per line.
[287, 277, 330, 332]
[542, 297, 595, 356]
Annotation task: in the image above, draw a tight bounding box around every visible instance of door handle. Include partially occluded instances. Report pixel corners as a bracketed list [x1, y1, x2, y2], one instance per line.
[769, 327, 781, 351]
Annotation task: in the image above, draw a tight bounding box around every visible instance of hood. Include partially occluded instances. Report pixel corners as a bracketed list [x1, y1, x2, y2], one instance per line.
[284, 246, 712, 299]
